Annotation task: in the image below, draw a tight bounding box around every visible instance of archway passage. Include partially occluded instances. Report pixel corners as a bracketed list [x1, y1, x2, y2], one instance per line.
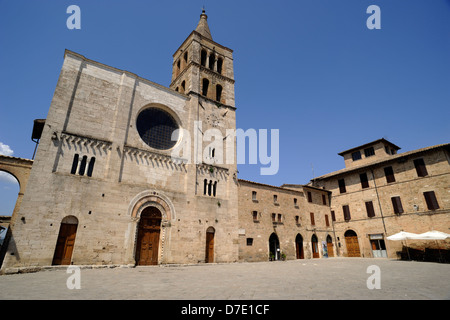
[136, 207, 162, 265]
[311, 234, 319, 258]
[326, 235, 334, 257]
[205, 227, 215, 263]
[295, 234, 304, 259]
[52, 216, 78, 265]
[345, 230, 361, 257]
[269, 233, 280, 260]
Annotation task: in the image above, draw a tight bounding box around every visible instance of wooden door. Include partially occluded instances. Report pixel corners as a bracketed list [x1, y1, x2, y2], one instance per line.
[136, 208, 161, 266]
[312, 235, 319, 258]
[295, 235, 304, 259]
[52, 223, 78, 265]
[345, 235, 361, 257]
[327, 241, 334, 257]
[205, 230, 214, 263]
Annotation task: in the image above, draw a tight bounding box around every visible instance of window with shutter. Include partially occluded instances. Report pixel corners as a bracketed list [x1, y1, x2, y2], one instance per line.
[384, 166, 396, 183]
[343, 205, 351, 221]
[391, 196, 404, 214]
[360, 173, 369, 189]
[338, 179, 346, 193]
[365, 201, 375, 217]
[414, 158, 428, 177]
[307, 191, 312, 203]
[331, 210, 336, 222]
[325, 215, 330, 227]
[310, 212, 315, 226]
[423, 191, 439, 210]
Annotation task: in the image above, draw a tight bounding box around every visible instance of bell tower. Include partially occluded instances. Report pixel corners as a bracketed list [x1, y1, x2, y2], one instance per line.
[170, 9, 235, 108]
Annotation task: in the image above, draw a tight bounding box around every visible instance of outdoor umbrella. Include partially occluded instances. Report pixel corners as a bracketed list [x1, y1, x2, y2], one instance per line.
[386, 231, 420, 260]
[414, 231, 450, 240]
[414, 231, 450, 262]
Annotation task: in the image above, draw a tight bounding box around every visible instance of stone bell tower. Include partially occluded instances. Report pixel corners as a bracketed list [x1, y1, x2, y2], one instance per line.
[170, 9, 235, 108]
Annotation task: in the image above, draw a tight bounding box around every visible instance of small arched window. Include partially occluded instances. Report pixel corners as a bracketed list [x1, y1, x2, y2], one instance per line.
[201, 50, 207, 66]
[70, 154, 79, 175]
[216, 84, 222, 102]
[204, 179, 208, 195]
[213, 181, 217, 197]
[181, 80, 186, 93]
[87, 157, 95, 177]
[217, 58, 223, 74]
[78, 156, 87, 176]
[184, 52, 188, 63]
[209, 54, 215, 70]
[202, 78, 209, 96]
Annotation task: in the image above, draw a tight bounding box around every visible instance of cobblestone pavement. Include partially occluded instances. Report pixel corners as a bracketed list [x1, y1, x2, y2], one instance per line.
[0, 258, 449, 300]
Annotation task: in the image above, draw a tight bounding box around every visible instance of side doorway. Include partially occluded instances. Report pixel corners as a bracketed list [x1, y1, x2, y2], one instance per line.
[52, 216, 78, 265]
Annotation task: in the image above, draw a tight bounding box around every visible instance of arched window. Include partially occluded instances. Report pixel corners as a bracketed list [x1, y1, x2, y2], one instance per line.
[209, 54, 215, 70]
[202, 78, 209, 96]
[311, 234, 319, 258]
[181, 80, 185, 93]
[184, 52, 188, 63]
[217, 58, 223, 74]
[208, 180, 212, 196]
[87, 157, 95, 177]
[201, 50, 207, 66]
[213, 181, 217, 197]
[70, 154, 79, 175]
[216, 84, 222, 102]
[204, 179, 207, 195]
[78, 156, 87, 176]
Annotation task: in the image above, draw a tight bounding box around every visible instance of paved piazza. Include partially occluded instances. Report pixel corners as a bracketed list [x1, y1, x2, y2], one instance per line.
[0, 258, 449, 300]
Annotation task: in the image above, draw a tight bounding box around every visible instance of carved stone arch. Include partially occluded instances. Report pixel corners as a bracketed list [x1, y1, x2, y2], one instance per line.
[128, 190, 176, 222]
[127, 190, 176, 265]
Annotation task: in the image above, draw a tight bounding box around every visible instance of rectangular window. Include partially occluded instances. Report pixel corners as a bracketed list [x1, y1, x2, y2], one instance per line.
[331, 210, 336, 222]
[360, 172, 369, 189]
[252, 211, 258, 221]
[252, 191, 257, 201]
[272, 213, 276, 222]
[384, 166, 395, 183]
[352, 151, 362, 161]
[310, 212, 315, 226]
[295, 215, 300, 224]
[307, 191, 313, 203]
[343, 205, 351, 221]
[364, 147, 375, 157]
[325, 215, 330, 227]
[273, 195, 278, 203]
[338, 179, 346, 193]
[294, 198, 298, 206]
[423, 191, 439, 210]
[391, 196, 404, 214]
[277, 214, 282, 223]
[414, 158, 428, 177]
[322, 194, 327, 205]
[246, 238, 253, 246]
[365, 201, 375, 218]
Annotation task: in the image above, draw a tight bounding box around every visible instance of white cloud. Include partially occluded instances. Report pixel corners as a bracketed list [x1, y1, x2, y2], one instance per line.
[0, 142, 18, 183]
[0, 142, 14, 156]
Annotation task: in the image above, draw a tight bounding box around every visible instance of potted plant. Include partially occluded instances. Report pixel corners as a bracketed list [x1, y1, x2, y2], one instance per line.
[281, 252, 286, 261]
[269, 252, 275, 261]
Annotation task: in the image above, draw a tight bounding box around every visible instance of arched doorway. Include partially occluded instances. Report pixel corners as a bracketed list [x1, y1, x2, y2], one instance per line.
[205, 227, 215, 263]
[295, 234, 304, 259]
[52, 216, 78, 265]
[136, 207, 162, 265]
[326, 235, 334, 257]
[311, 234, 319, 258]
[345, 230, 361, 257]
[269, 233, 280, 260]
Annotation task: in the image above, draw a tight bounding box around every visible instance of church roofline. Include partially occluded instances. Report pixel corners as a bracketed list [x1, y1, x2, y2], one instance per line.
[63, 49, 190, 100]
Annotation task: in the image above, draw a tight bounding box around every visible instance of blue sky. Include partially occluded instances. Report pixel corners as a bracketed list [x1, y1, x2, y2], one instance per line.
[0, 0, 449, 216]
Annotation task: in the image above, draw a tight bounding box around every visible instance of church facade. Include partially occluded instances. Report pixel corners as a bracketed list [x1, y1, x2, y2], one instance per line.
[1, 11, 449, 272]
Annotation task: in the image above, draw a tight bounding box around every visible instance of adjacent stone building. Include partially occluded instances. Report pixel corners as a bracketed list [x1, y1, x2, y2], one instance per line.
[1, 11, 449, 272]
[310, 139, 450, 259]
